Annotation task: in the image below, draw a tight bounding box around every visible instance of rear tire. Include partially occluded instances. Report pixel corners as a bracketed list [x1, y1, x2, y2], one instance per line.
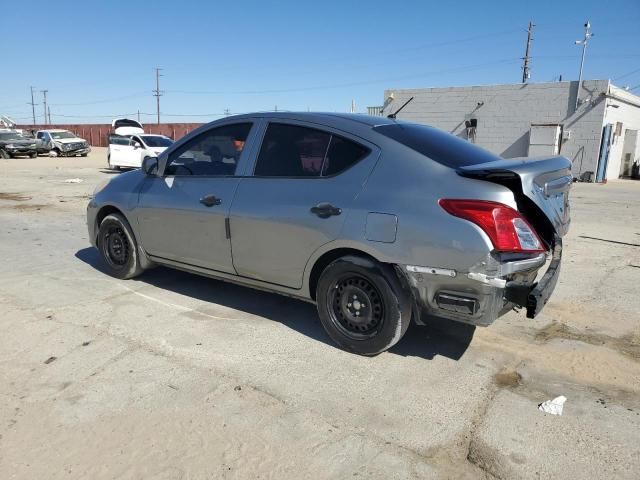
[0, 150, 10, 159]
[97, 213, 144, 279]
[29, 152, 37, 158]
[316, 256, 412, 356]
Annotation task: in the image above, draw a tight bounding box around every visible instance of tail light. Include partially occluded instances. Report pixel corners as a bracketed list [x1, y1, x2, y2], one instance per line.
[439, 199, 545, 253]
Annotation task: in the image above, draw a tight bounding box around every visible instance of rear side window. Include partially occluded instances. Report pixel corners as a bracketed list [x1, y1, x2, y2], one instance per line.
[254, 123, 370, 177]
[323, 136, 370, 176]
[373, 123, 500, 168]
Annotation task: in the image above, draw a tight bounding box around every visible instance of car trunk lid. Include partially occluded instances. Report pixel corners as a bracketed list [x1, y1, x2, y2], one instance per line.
[112, 118, 144, 136]
[457, 156, 572, 240]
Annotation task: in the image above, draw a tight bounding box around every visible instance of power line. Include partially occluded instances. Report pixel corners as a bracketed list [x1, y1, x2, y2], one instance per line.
[169, 58, 521, 96]
[613, 67, 640, 82]
[50, 92, 148, 106]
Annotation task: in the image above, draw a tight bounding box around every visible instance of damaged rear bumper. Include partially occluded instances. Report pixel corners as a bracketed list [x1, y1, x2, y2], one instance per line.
[399, 236, 562, 327]
[504, 236, 562, 318]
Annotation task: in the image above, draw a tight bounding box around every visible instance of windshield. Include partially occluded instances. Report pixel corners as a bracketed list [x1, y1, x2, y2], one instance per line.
[141, 135, 173, 147]
[50, 131, 77, 140]
[373, 123, 500, 168]
[0, 132, 24, 141]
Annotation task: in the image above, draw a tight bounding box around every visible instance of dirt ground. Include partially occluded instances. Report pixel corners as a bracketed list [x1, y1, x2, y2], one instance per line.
[1, 148, 639, 479]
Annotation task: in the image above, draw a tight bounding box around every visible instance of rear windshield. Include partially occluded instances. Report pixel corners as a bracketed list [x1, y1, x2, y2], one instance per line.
[373, 123, 500, 168]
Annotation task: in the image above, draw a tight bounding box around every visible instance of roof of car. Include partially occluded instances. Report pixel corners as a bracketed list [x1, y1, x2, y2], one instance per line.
[223, 111, 397, 127]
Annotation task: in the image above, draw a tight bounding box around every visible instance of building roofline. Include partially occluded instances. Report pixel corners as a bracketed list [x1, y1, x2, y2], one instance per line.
[384, 79, 611, 92]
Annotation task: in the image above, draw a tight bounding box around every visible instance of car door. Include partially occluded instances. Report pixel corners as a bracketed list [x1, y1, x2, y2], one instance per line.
[230, 120, 379, 289]
[130, 135, 146, 167]
[135, 122, 256, 273]
[108, 135, 134, 167]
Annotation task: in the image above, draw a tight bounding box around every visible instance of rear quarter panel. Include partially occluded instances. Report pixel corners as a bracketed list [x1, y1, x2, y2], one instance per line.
[335, 141, 517, 272]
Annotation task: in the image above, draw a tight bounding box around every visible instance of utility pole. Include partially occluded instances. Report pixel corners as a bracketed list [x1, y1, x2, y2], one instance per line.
[521, 21, 535, 83]
[153, 68, 164, 125]
[575, 21, 594, 110]
[41, 90, 48, 125]
[137, 110, 141, 123]
[48, 106, 52, 124]
[28, 86, 37, 126]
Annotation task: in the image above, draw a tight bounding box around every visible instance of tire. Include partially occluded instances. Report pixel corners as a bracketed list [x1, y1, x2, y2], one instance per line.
[49, 149, 60, 157]
[29, 152, 37, 158]
[316, 255, 412, 356]
[0, 150, 10, 159]
[97, 213, 144, 280]
[81, 153, 88, 157]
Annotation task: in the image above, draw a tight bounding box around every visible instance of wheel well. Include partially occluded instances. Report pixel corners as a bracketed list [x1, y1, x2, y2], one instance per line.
[95, 205, 124, 237]
[308, 248, 378, 300]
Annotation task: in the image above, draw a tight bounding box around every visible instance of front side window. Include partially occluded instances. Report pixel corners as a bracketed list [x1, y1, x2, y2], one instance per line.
[165, 123, 252, 176]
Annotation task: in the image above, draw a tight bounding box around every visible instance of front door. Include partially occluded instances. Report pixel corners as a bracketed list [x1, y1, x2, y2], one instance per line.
[136, 122, 255, 273]
[230, 121, 379, 288]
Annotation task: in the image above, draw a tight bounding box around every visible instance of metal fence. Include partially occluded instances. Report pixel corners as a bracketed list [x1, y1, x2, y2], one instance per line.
[16, 123, 205, 147]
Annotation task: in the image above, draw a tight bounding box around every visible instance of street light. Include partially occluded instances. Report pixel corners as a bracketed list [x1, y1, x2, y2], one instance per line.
[575, 21, 594, 111]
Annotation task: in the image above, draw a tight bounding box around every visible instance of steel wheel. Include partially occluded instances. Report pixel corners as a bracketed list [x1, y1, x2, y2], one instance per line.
[327, 274, 385, 340]
[101, 224, 130, 270]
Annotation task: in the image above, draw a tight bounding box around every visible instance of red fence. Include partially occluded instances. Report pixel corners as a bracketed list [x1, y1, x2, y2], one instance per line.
[16, 123, 205, 147]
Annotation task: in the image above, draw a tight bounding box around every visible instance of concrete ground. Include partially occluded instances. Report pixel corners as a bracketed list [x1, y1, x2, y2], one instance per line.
[1, 148, 639, 479]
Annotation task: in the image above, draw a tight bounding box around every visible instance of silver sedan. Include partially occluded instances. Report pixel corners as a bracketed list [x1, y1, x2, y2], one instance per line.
[87, 112, 570, 355]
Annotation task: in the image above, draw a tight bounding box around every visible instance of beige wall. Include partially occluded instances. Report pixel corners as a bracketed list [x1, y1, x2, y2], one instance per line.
[383, 80, 610, 178]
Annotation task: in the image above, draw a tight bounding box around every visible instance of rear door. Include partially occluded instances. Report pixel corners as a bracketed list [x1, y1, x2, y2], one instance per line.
[136, 122, 256, 273]
[230, 120, 379, 288]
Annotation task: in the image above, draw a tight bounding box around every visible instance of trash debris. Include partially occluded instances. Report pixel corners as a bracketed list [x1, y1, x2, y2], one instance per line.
[538, 395, 567, 415]
[234, 385, 242, 391]
[44, 356, 57, 365]
[64, 178, 83, 183]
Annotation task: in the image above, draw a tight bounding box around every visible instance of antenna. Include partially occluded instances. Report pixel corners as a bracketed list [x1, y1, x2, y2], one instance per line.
[387, 96, 414, 119]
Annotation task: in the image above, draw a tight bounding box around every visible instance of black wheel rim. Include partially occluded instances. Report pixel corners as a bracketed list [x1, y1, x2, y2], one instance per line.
[101, 224, 130, 269]
[327, 274, 384, 340]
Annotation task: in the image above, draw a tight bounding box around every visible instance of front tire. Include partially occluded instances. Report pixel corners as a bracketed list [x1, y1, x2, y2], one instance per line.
[0, 150, 10, 159]
[316, 256, 411, 356]
[29, 152, 37, 158]
[97, 213, 144, 279]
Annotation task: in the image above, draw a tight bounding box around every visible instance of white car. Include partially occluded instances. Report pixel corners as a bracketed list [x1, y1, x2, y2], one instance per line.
[36, 129, 91, 157]
[107, 119, 173, 169]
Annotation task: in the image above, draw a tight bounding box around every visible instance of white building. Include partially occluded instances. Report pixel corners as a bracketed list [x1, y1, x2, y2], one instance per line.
[379, 80, 640, 181]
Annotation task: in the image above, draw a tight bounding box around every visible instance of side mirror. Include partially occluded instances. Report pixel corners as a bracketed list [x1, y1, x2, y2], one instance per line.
[133, 142, 141, 149]
[142, 156, 159, 175]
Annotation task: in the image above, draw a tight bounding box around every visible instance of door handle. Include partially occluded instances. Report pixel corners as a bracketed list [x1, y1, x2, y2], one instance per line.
[310, 202, 341, 218]
[200, 194, 222, 207]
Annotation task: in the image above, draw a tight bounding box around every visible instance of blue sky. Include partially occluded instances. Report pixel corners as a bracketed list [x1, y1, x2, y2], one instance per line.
[2, 0, 639, 124]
